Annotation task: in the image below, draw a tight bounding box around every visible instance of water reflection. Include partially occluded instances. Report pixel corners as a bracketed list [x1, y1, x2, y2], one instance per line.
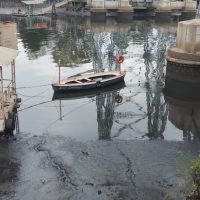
[53, 18, 91, 66]
[16, 17, 131, 69]
[0, 21, 17, 49]
[90, 29, 129, 72]
[53, 82, 125, 140]
[164, 77, 200, 140]
[17, 17, 57, 59]
[97, 90, 118, 140]
[5, 16, 195, 141]
[15, 16, 177, 71]
[143, 24, 165, 139]
[52, 18, 177, 140]
[137, 23, 174, 139]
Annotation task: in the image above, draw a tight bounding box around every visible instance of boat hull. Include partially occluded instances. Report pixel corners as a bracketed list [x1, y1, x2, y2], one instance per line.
[12, 13, 45, 17]
[52, 73, 125, 92]
[52, 81, 125, 100]
[12, 13, 28, 17]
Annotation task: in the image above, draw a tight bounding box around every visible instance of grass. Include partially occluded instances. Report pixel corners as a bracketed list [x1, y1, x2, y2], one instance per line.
[186, 154, 200, 199]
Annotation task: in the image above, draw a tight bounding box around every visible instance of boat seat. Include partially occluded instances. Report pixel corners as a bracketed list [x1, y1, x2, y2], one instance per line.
[95, 78, 102, 81]
[85, 78, 91, 81]
[75, 80, 82, 83]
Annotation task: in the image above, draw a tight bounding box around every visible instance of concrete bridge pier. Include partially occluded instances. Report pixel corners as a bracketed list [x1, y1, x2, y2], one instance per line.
[155, 11, 171, 21]
[181, 11, 196, 20]
[154, 0, 196, 20]
[91, 9, 106, 21]
[117, 9, 133, 21]
[166, 19, 200, 82]
[88, 0, 133, 21]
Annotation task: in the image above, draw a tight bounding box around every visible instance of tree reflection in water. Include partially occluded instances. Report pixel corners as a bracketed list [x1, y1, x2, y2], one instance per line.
[16, 17, 184, 140]
[19, 17, 57, 60]
[92, 21, 176, 140]
[90, 30, 128, 72]
[92, 29, 127, 139]
[112, 22, 175, 140]
[96, 91, 118, 140]
[143, 24, 174, 140]
[53, 18, 91, 66]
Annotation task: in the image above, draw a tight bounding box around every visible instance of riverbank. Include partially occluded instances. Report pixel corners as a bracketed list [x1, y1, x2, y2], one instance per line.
[0, 134, 199, 200]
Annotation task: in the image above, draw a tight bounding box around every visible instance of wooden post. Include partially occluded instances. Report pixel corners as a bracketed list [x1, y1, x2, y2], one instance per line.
[0, 67, 4, 120]
[11, 60, 16, 94]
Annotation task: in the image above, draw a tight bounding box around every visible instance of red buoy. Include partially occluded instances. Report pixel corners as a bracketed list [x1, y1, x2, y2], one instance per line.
[116, 55, 124, 63]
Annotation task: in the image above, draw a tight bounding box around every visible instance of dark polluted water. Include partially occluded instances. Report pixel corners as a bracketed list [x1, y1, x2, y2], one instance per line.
[0, 16, 200, 200]
[2, 16, 191, 141]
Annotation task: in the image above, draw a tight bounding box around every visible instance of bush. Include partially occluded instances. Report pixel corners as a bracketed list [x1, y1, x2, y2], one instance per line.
[190, 156, 200, 185]
[186, 156, 200, 200]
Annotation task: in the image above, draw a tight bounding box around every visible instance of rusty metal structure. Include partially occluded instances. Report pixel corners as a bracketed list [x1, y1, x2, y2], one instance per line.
[0, 47, 20, 134]
[0, 22, 20, 135]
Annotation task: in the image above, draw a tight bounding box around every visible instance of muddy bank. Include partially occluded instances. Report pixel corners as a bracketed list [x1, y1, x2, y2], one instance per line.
[0, 134, 199, 200]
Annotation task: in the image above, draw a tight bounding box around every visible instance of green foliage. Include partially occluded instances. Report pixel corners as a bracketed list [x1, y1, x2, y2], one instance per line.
[185, 156, 200, 199]
[173, 153, 194, 198]
[175, 152, 193, 179]
[190, 155, 200, 184]
[52, 25, 91, 66]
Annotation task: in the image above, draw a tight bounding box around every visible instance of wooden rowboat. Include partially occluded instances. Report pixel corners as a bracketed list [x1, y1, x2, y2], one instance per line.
[52, 81, 125, 100]
[12, 13, 28, 17]
[52, 71, 125, 92]
[12, 13, 45, 17]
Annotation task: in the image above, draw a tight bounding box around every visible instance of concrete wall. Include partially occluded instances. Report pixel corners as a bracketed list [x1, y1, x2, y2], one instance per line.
[88, 0, 132, 9]
[185, 1, 197, 10]
[154, 0, 196, 11]
[88, 0, 196, 10]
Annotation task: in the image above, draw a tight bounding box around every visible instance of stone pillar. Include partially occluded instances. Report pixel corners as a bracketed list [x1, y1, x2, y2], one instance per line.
[166, 19, 200, 82]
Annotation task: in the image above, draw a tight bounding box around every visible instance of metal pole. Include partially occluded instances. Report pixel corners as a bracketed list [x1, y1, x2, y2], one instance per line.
[15, 112, 20, 134]
[59, 99, 62, 120]
[11, 60, 16, 94]
[0, 67, 4, 120]
[58, 59, 61, 84]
